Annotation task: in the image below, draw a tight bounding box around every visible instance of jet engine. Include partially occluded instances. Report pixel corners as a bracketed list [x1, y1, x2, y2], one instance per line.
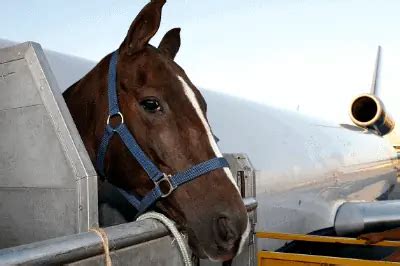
[349, 93, 395, 136]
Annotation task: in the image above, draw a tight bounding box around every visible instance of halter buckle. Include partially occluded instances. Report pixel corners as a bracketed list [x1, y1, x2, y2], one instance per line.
[107, 112, 124, 131]
[155, 173, 174, 198]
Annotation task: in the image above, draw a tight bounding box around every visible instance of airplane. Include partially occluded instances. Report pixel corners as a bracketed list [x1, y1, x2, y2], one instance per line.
[1, 38, 399, 254]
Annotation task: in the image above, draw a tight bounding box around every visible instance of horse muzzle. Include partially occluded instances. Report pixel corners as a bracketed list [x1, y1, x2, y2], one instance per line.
[185, 208, 249, 262]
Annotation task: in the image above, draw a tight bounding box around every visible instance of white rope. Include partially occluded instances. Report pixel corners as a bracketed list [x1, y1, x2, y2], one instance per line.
[137, 211, 192, 266]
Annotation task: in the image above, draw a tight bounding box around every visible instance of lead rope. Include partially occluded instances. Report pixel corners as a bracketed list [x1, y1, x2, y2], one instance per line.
[137, 212, 192, 266]
[89, 227, 112, 266]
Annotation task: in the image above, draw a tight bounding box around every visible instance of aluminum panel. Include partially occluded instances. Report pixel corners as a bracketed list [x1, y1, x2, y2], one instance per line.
[224, 153, 257, 199]
[24, 43, 97, 180]
[0, 188, 77, 249]
[0, 42, 98, 248]
[0, 105, 75, 188]
[77, 176, 99, 233]
[0, 57, 41, 111]
[67, 236, 185, 266]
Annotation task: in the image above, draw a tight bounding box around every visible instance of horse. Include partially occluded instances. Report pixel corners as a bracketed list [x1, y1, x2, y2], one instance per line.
[63, 0, 249, 261]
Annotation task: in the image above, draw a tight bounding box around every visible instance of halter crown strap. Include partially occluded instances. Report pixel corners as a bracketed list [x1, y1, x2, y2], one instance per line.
[96, 50, 230, 216]
[107, 51, 120, 115]
[97, 52, 164, 182]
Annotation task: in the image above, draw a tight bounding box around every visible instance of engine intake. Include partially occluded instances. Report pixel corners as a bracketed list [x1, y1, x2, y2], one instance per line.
[349, 94, 395, 136]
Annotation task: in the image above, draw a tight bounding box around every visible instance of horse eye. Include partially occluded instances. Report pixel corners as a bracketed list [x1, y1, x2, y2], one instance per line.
[140, 98, 162, 112]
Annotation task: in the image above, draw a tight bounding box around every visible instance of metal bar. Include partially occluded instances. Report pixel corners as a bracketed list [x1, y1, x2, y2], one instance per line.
[258, 251, 400, 265]
[243, 197, 257, 212]
[0, 198, 256, 265]
[256, 232, 400, 247]
[0, 219, 169, 265]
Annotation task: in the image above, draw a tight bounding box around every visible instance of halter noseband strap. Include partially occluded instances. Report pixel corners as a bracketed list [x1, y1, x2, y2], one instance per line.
[96, 51, 229, 215]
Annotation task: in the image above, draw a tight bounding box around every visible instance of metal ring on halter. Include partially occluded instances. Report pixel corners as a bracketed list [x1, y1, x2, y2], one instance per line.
[155, 174, 175, 198]
[107, 112, 124, 130]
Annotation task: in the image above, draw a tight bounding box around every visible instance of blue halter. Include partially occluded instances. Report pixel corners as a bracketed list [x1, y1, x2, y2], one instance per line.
[96, 51, 229, 215]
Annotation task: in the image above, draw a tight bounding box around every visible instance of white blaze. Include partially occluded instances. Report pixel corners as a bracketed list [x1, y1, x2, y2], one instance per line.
[177, 76, 238, 189]
[237, 220, 250, 256]
[178, 75, 249, 259]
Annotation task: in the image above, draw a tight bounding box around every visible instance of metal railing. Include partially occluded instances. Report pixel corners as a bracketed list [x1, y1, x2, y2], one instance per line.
[0, 197, 257, 265]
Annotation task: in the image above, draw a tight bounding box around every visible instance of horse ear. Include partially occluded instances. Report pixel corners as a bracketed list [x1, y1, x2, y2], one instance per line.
[158, 28, 181, 59]
[122, 0, 166, 55]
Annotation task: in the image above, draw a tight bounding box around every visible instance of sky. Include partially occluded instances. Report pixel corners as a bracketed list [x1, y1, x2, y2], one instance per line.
[3, 0, 400, 124]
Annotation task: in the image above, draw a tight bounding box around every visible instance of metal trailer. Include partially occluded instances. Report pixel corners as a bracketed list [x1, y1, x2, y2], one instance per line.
[0, 42, 258, 265]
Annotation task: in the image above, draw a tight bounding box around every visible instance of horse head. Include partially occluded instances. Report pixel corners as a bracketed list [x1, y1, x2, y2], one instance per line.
[64, 0, 249, 261]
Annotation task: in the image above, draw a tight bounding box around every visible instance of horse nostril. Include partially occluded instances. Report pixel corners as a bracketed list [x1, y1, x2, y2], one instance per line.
[217, 217, 236, 241]
[214, 216, 239, 251]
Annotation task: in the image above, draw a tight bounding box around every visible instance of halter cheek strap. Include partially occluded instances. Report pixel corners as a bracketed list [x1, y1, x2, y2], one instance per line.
[96, 51, 229, 216]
